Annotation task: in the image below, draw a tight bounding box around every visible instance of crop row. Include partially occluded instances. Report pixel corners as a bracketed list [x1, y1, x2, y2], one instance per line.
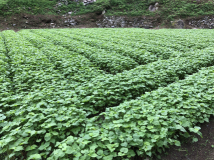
[7, 29, 214, 115]
[1, 30, 69, 94]
[0, 34, 12, 134]
[30, 29, 138, 74]
[76, 28, 213, 51]
[21, 30, 214, 113]
[61, 28, 189, 52]
[39, 46, 214, 113]
[48, 29, 179, 65]
[0, 31, 94, 159]
[51, 65, 214, 160]
[2, 50, 214, 159]
[64, 28, 191, 52]
[130, 29, 214, 50]
[18, 30, 106, 83]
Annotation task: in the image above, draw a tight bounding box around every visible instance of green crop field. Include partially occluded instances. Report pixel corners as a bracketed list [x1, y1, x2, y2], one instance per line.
[0, 28, 214, 160]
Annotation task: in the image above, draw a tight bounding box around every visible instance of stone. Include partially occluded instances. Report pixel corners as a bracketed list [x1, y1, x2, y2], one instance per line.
[64, 18, 77, 26]
[57, 3, 62, 6]
[171, 19, 185, 29]
[83, 0, 96, 5]
[68, 12, 72, 15]
[149, 2, 159, 12]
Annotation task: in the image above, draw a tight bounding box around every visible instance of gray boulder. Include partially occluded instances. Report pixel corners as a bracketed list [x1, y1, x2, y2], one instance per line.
[171, 19, 185, 29]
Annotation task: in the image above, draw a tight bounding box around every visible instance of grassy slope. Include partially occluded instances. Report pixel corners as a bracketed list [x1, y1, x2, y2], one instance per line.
[0, 0, 214, 21]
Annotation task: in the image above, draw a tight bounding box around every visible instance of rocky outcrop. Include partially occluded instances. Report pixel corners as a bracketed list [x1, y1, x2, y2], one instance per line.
[187, 16, 214, 29]
[96, 16, 159, 28]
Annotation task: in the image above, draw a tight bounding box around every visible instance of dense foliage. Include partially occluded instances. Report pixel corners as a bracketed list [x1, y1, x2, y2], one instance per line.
[0, 28, 214, 160]
[0, 0, 214, 22]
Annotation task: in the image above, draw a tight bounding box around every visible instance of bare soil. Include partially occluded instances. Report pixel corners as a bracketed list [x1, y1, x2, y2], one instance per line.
[0, 13, 104, 31]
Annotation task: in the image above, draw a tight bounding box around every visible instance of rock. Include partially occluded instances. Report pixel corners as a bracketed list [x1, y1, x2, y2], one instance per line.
[102, 10, 106, 15]
[149, 2, 159, 12]
[23, 15, 28, 19]
[83, 0, 96, 6]
[63, 18, 77, 26]
[171, 19, 185, 29]
[57, 2, 62, 7]
[68, 12, 72, 15]
[50, 23, 55, 28]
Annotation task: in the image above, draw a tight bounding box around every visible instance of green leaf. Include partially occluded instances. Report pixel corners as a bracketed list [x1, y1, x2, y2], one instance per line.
[106, 144, 116, 152]
[175, 140, 181, 146]
[103, 155, 114, 160]
[27, 154, 42, 160]
[65, 146, 74, 154]
[53, 149, 65, 159]
[38, 142, 50, 150]
[192, 137, 198, 142]
[120, 148, 128, 153]
[44, 133, 52, 141]
[91, 153, 98, 158]
[97, 149, 103, 155]
[66, 136, 74, 145]
[121, 142, 128, 147]
[14, 146, 24, 151]
[175, 125, 186, 132]
[26, 145, 38, 151]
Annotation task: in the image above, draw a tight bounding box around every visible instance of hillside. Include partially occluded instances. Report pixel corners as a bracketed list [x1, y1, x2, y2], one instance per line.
[0, 0, 214, 30]
[0, 0, 214, 18]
